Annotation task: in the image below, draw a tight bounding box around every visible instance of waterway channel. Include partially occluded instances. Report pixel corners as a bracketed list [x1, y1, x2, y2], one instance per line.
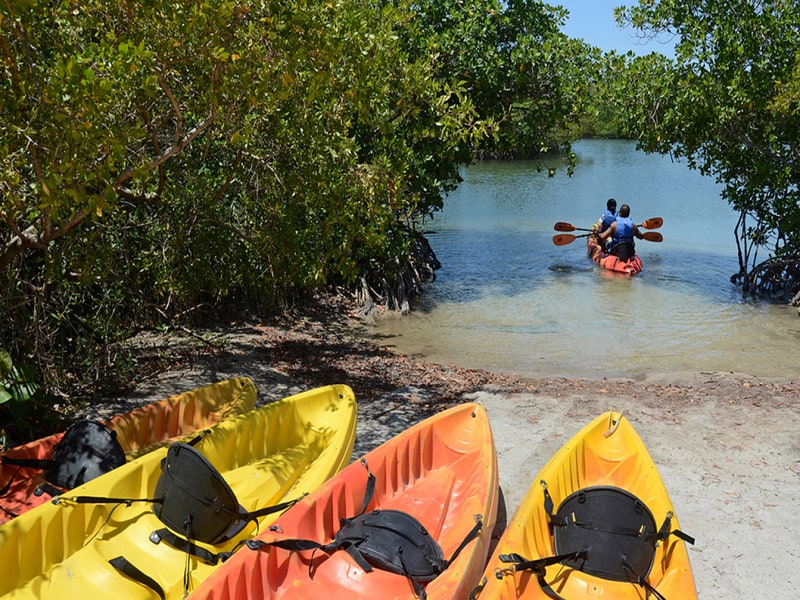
[368, 139, 800, 380]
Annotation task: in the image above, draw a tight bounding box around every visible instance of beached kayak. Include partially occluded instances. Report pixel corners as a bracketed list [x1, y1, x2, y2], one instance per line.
[0, 384, 357, 600]
[187, 402, 499, 600]
[0, 377, 256, 524]
[474, 411, 696, 599]
[587, 235, 643, 275]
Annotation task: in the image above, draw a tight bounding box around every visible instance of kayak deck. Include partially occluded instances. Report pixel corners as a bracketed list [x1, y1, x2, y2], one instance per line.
[0, 384, 357, 599]
[0, 377, 256, 525]
[587, 234, 643, 275]
[476, 411, 696, 599]
[189, 402, 499, 600]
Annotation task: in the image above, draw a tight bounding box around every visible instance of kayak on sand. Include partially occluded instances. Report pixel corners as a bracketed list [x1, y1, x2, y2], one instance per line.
[473, 411, 696, 599]
[187, 402, 499, 600]
[0, 376, 256, 525]
[0, 384, 357, 600]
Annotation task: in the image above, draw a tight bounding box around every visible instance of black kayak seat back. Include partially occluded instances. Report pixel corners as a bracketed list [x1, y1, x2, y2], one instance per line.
[46, 420, 127, 490]
[552, 485, 657, 581]
[152, 442, 247, 545]
[333, 508, 448, 581]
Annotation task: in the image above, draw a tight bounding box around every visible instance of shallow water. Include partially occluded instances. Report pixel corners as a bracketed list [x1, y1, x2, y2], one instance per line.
[369, 140, 800, 380]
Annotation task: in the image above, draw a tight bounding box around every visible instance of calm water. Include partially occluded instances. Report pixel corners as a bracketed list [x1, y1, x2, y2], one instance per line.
[370, 139, 800, 379]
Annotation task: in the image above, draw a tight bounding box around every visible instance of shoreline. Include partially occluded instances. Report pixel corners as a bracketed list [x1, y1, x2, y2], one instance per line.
[111, 304, 799, 597]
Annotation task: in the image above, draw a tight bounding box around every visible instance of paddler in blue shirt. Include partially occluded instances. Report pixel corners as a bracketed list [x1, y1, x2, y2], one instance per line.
[596, 203, 644, 260]
[594, 198, 617, 250]
[596, 198, 617, 234]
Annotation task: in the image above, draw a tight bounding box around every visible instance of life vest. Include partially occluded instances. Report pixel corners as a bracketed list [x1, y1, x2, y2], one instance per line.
[599, 209, 616, 231]
[611, 216, 634, 247]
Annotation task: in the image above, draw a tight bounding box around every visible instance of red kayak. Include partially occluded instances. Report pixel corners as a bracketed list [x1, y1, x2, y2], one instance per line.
[587, 234, 643, 275]
[0, 377, 255, 524]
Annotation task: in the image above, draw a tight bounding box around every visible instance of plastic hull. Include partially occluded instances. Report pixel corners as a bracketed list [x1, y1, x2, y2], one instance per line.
[475, 411, 697, 599]
[0, 384, 357, 599]
[0, 377, 256, 524]
[188, 402, 499, 600]
[587, 236, 643, 275]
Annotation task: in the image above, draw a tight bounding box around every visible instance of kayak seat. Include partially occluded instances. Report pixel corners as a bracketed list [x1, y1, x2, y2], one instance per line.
[1, 421, 126, 499]
[551, 486, 658, 581]
[247, 460, 483, 600]
[609, 242, 636, 261]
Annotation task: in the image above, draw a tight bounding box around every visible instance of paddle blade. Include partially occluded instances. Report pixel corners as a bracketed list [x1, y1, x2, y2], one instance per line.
[640, 217, 663, 230]
[554, 222, 576, 232]
[553, 233, 578, 246]
[642, 231, 663, 242]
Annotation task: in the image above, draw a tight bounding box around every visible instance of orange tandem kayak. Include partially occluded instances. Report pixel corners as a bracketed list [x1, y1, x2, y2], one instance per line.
[587, 235, 643, 275]
[187, 402, 499, 600]
[473, 411, 696, 599]
[0, 377, 256, 524]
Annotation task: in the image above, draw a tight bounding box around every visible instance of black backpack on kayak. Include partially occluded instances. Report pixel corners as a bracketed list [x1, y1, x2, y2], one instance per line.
[0, 420, 126, 500]
[246, 459, 484, 599]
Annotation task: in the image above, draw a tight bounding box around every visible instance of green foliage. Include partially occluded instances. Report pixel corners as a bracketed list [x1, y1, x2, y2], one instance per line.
[0, 349, 37, 406]
[400, 0, 589, 160]
[0, 348, 45, 443]
[617, 0, 800, 289]
[1, 0, 580, 418]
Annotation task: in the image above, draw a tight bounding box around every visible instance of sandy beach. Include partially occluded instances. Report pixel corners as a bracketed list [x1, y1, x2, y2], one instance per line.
[110, 305, 800, 598]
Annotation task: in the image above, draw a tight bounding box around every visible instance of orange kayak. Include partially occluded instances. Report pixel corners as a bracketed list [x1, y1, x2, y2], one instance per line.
[474, 411, 696, 599]
[587, 235, 643, 275]
[0, 377, 256, 524]
[187, 402, 499, 600]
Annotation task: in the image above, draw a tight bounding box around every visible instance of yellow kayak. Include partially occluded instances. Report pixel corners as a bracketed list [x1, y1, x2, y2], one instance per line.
[474, 411, 697, 599]
[0, 384, 357, 599]
[0, 377, 256, 524]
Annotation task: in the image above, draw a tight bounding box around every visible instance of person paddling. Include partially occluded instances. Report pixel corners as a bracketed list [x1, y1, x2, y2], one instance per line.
[596, 203, 643, 260]
[596, 198, 617, 234]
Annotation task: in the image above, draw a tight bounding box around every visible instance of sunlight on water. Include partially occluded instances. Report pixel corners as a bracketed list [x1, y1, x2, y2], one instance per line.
[369, 140, 800, 379]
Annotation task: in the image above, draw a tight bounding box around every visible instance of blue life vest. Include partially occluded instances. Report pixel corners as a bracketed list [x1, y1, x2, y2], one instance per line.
[611, 216, 634, 247]
[599, 209, 616, 231]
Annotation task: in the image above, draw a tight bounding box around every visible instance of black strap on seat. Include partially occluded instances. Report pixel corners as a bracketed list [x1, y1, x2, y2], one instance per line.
[542, 480, 555, 524]
[61, 494, 161, 505]
[496, 550, 589, 600]
[109, 556, 166, 600]
[150, 528, 233, 565]
[0, 457, 50, 470]
[621, 558, 669, 600]
[469, 576, 488, 600]
[246, 459, 483, 600]
[650, 511, 696, 546]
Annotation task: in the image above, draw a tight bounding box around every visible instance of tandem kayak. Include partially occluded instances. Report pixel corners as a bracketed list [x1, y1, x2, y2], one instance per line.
[473, 411, 696, 599]
[587, 234, 643, 275]
[0, 377, 256, 524]
[0, 384, 357, 599]
[188, 402, 499, 600]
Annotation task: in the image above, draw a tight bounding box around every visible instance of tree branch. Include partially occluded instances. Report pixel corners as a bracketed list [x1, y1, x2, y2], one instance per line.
[112, 116, 214, 189]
